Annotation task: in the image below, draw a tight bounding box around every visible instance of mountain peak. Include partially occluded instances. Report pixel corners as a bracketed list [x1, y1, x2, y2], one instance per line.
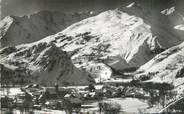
[0, 10, 96, 48]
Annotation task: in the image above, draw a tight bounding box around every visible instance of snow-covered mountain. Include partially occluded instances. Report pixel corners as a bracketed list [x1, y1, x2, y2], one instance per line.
[17, 7, 182, 81]
[61, 9, 162, 66]
[135, 41, 184, 93]
[0, 41, 94, 86]
[58, 8, 183, 77]
[1, 1, 184, 83]
[0, 10, 96, 48]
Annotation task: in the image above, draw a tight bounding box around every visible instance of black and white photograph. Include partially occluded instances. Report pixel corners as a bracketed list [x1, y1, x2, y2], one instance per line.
[0, 0, 184, 113]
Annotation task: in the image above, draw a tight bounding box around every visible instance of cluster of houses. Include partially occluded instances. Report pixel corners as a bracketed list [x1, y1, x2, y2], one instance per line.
[1, 83, 150, 113]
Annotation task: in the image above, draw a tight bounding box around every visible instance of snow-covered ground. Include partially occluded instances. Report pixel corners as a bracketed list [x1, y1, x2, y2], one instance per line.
[0, 88, 24, 97]
[103, 98, 149, 112]
[46, 84, 104, 90]
[81, 98, 157, 113]
[2, 109, 67, 114]
[104, 78, 132, 83]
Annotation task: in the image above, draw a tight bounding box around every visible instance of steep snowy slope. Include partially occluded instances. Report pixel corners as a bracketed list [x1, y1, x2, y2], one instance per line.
[135, 42, 184, 88]
[61, 9, 162, 67]
[0, 10, 96, 48]
[57, 8, 183, 73]
[0, 41, 94, 86]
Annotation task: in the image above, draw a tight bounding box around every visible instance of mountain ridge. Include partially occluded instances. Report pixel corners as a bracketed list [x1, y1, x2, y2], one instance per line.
[0, 41, 95, 86]
[0, 10, 97, 48]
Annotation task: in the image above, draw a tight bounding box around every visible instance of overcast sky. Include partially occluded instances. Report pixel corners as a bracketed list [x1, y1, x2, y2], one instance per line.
[1, 0, 184, 19]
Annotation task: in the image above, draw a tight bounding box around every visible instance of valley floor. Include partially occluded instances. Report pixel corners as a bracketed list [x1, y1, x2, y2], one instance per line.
[1, 86, 160, 114]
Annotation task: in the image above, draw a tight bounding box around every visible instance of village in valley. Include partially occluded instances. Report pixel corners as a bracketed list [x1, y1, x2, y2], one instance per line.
[0, 80, 145, 114]
[1, 76, 184, 114]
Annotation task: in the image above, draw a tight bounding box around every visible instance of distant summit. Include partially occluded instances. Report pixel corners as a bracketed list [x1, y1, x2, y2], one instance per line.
[0, 10, 97, 48]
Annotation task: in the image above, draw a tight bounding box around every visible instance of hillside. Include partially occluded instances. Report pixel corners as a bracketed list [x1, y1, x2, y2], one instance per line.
[135, 41, 184, 94]
[0, 41, 94, 86]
